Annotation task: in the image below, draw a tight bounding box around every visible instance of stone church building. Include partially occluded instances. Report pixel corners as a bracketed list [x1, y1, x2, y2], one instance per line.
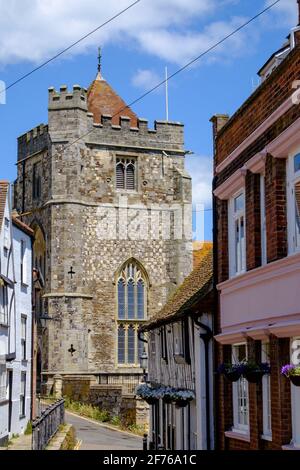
[13, 65, 192, 415]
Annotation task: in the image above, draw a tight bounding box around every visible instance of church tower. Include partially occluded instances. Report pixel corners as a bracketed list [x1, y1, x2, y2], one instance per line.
[14, 61, 192, 406]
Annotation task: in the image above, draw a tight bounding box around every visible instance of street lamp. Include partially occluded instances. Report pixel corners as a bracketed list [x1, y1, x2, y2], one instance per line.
[140, 350, 148, 383]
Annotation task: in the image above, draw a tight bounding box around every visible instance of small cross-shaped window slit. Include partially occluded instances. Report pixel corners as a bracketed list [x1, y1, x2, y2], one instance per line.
[68, 267, 76, 279]
[68, 344, 76, 356]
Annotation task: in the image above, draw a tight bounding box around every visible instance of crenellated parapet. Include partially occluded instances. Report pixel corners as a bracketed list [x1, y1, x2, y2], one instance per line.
[85, 115, 184, 152]
[18, 124, 49, 161]
[48, 85, 88, 111]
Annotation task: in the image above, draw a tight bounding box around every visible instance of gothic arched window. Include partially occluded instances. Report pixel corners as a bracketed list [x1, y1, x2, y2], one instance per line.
[116, 158, 136, 191]
[116, 260, 147, 365]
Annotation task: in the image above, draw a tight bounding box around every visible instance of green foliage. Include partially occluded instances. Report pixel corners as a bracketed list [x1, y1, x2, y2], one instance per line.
[110, 415, 121, 426]
[64, 398, 110, 423]
[127, 424, 147, 436]
[24, 421, 32, 435]
[64, 397, 144, 435]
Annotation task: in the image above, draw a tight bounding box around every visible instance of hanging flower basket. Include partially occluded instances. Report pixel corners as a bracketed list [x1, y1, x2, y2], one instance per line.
[145, 397, 159, 405]
[243, 362, 271, 384]
[281, 365, 300, 387]
[217, 363, 245, 383]
[175, 399, 189, 408]
[173, 390, 195, 408]
[136, 384, 161, 404]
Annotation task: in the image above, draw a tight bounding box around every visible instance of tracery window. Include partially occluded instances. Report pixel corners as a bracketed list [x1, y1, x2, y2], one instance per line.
[117, 261, 147, 365]
[116, 158, 136, 190]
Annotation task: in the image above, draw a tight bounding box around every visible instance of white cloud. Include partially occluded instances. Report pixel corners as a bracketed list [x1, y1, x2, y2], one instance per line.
[264, 0, 298, 28]
[186, 154, 213, 208]
[0, 0, 262, 68]
[132, 69, 162, 90]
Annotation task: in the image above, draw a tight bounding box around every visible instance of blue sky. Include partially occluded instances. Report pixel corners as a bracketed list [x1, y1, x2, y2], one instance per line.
[0, 0, 297, 240]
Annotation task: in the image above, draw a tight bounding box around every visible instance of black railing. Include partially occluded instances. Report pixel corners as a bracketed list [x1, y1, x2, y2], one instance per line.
[32, 399, 65, 450]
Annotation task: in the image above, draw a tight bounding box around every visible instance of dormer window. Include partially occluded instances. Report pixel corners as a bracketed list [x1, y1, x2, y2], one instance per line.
[116, 158, 136, 191]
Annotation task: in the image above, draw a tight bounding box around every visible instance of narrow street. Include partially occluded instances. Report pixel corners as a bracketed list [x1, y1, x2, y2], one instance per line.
[66, 412, 143, 450]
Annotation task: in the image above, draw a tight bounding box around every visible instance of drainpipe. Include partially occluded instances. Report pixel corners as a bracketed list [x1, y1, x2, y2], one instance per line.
[22, 160, 26, 216]
[194, 317, 213, 451]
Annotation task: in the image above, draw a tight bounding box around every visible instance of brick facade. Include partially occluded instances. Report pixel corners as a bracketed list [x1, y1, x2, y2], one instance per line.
[213, 30, 300, 450]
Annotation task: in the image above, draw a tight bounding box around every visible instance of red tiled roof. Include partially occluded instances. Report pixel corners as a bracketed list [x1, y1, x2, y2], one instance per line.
[0, 181, 9, 230]
[142, 246, 213, 331]
[87, 74, 138, 127]
[193, 241, 213, 268]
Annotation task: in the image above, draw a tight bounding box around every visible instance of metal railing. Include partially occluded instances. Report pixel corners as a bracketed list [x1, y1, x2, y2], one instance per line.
[32, 399, 65, 450]
[97, 373, 144, 395]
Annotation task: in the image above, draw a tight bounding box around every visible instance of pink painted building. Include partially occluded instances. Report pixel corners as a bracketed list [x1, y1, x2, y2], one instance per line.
[212, 7, 300, 450]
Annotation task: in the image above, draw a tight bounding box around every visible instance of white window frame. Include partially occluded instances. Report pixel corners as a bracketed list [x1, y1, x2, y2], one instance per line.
[260, 175, 267, 265]
[20, 239, 27, 286]
[0, 365, 6, 402]
[173, 322, 183, 356]
[0, 284, 8, 325]
[261, 342, 272, 440]
[228, 190, 246, 278]
[290, 337, 300, 448]
[232, 343, 249, 435]
[3, 217, 9, 250]
[21, 315, 27, 361]
[287, 151, 300, 254]
[20, 372, 26, 417]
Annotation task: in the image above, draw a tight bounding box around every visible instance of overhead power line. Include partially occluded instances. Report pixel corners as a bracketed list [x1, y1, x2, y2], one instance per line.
[1, 0, 141, 94]
[60, 0, 281, 154]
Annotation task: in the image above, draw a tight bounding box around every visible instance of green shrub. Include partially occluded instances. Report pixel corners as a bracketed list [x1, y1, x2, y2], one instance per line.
[24, 421, 32, 435]
[110, 416, 121, 426]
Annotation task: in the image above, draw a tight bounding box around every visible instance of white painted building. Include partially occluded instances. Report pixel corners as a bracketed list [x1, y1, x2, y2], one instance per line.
[0, 181, 33, 446]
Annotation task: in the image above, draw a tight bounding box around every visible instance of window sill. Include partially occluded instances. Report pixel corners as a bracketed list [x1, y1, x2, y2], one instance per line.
[261, 434, 272, 442]
[115, 189, 138, 195]
[0, 399, 9, 406]
[225, 430, 250, 442]
[19, 415, 26, 420]
[282, 443, 300, 451]
[21, 282, 29, 289]
[0, 323, 9, 329]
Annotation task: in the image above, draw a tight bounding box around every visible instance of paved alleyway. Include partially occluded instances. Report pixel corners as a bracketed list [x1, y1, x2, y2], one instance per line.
[66, 412, 143, 450]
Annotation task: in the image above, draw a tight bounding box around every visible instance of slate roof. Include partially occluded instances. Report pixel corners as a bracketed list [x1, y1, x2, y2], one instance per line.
[0, 181, 9, 230]
[87, 74, 138, 127]
[142, 244, 213, 331]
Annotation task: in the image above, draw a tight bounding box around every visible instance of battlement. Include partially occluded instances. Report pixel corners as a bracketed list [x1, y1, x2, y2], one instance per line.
[18, 124, 49, 161]
[85, 115, 184, 152]
[47, 84, 184, 152]
[48, 85, 88, 111]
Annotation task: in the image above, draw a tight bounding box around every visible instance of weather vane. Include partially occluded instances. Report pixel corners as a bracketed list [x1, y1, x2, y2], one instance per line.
[98, 46, 102, 74]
